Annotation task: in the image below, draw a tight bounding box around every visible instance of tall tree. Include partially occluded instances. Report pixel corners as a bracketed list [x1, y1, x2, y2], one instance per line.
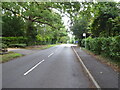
[90, 2, 120, 37]
[2, 2, 66, 45]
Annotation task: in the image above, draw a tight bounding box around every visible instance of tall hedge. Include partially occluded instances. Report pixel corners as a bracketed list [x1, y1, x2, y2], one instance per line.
[81, 36, 120, 61]
[1, 37, 27, 46]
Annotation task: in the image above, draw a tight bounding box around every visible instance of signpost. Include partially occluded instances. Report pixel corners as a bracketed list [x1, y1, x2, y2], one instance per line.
[83, 33, 86, 48]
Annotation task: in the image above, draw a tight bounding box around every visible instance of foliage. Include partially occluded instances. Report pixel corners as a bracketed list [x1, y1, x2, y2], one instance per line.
[2, 2, 120, 46]
[90, 2, 120, 37]
[0, 43, 8, 54]
[2, 2, 61, 28]
[2, 15, 25, 37]
[109, 36, 120, 60]
[70, 2, 120, 41]
[0, 43, 7, 49]
[9, 44, 27, 48]
[81, 36, 120, 61]
[2, 2, 68, 45]
[1, 37, 27, 46]
[71, 16, 89, 40]
[59, 36, 69, 43]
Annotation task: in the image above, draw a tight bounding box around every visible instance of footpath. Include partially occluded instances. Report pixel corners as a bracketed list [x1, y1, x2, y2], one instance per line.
[73, 46, 119, 88]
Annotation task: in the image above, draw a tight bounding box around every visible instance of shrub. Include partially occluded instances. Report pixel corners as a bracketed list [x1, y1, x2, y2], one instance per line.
[109, 36, 120, 60]
[85, 38, 90, 50]
[0, 43, 7, 49]
[83, 37, 102, 54]
[94, 38, 103, 54]
[81, 39, 85, 47]
[0, 43, 8, 54]
[101, 37, 112, 56]
[81, 36, 120, 61]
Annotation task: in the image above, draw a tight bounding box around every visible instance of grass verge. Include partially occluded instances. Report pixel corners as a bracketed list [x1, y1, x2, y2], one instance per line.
[0, 52, 23, 63]
[25, 44, 58, 50]
[81, 48, 119, 72]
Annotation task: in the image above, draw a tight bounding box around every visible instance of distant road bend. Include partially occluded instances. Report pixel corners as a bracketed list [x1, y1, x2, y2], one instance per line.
[2, 44, 118, 88]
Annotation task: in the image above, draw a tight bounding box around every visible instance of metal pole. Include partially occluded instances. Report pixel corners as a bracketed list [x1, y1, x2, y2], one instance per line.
[85, 35, 86, 49]
[83, 33, 86, 49]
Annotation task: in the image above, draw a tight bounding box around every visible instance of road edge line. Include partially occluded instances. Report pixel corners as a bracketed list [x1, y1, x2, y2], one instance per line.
[72, 46, 101, 89]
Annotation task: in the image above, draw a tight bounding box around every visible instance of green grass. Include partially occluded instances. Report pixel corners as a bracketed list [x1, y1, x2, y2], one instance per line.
[39, 44, 57, 49]
[82, 48, 119, 72]
[0, 52, 23, 63]
[25, 44, 58, 50]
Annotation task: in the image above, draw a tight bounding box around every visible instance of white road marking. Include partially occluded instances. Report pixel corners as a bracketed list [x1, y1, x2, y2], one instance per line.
[72, 47, 101, 89]
[24, 60, 44, 76]
[48, 53, 54, 57]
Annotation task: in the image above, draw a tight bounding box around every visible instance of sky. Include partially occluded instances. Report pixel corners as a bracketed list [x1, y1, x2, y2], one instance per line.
[61, 13, 73, 39]
[52, 8, 73, 39]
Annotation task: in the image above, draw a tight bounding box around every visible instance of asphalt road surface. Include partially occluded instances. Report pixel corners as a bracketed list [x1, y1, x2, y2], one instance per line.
[2, 44, 92, 88]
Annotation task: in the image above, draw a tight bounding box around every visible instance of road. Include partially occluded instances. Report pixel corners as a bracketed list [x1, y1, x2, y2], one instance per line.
[2, 44, 93, 88]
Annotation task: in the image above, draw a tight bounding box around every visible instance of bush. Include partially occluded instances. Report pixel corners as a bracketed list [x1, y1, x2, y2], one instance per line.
[78, 39, 82, 46]
[0, 43, 7, 49]
[101, 37, 112, 56]
[82, 37, 103, 54]
[109, 36, 120, 60]
[94, 38, 103, 54]
[81, 36, 120, 61]
[0, 43, 8, 54]
[81, 39, 85, 47]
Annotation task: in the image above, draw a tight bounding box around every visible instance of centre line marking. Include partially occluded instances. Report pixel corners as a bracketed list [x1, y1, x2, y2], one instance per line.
[48, 53, 54, 57]
[24, 59, 44, 76]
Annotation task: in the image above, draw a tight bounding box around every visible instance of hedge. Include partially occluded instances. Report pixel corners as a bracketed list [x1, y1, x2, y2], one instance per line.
[1, 37, 27, 47]
[0, 37, 50, 47]
[9, 44, 27, 48]
[81, 36, 120, 61]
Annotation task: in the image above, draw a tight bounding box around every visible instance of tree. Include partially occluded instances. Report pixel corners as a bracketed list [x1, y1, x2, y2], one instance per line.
[90, 2, 120, 37]
[2, 2, 67, 45]
[2, 15, 25, 37]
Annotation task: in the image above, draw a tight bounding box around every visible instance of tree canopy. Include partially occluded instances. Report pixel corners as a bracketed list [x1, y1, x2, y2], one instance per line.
[70, 2, 120, 40]
[2, 2, 69, 45]
[2, 2, 120, 45]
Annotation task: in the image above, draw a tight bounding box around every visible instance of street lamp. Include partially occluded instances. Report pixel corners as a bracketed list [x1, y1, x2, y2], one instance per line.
[83, 33, 86, 48]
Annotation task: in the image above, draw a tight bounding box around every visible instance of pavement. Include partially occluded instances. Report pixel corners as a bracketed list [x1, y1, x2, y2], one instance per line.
[2, 44, 92, 88]
[73, 46, 119, 88]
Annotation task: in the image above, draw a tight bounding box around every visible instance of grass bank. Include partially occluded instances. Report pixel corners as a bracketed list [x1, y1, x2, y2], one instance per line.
[0, 52, 23, 63]
[81, 48, 119, 72]
[25, 44, 58, 50]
